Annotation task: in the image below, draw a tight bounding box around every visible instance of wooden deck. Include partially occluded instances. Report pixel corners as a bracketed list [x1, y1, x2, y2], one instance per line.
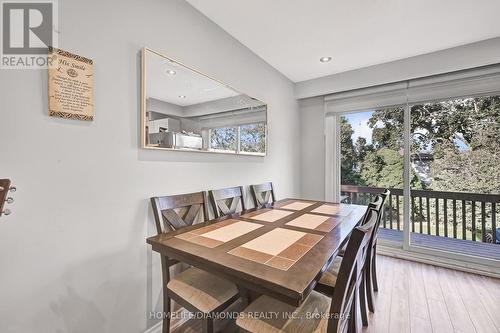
[380, 229, 500, 261]
[173, 255, 500, 333]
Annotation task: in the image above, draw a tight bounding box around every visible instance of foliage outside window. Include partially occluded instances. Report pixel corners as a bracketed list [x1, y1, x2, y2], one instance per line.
[240, 123, 266, 154]
[341, 106, 405, 188]
[340, 95, 500, 240]
[209, 123, 266, 155]
[341, 96, 500, 194]
[210, 127, 237, 152]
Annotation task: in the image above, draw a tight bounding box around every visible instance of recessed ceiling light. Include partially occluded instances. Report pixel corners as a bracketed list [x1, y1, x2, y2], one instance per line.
[178, 95, 186, 99]
[319, 56, 332, 63]
[165, 69, 176, 75]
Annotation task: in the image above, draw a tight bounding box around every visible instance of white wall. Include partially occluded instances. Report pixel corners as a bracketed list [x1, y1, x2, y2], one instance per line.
[147, 98, 184, 117]
[0, 1, 300, 332]
[299, 97, 325, 200]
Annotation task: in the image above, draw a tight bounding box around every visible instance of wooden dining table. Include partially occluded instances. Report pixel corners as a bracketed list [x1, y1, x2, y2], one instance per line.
[146, 198, 367, 307]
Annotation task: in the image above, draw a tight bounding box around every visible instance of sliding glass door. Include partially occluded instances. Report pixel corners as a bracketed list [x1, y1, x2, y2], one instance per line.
[340, 106, 406, 245]
[330, 67, 500, 261]
[409, 95, 500, 259]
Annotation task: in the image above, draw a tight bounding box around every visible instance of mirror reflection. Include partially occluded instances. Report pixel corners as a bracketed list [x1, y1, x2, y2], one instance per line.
[141, 48, 267, 155]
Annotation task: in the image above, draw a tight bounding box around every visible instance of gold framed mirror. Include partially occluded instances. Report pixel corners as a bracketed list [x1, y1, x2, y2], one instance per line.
[141, 48, 267, 156]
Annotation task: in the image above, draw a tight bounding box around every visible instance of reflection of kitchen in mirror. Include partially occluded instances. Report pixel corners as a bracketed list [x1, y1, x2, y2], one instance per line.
[141, 48, 267, 155]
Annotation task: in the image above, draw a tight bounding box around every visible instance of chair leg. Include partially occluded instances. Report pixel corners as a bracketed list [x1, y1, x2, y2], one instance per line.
[348, 301, 356, 333]
[161, 257, 172, 333]
[162, 293, 170, 333]
[366, 253, 375, 313]
[360, 278, 368, 327]
[372, 245, 379, 292]
[202, 317, 214, 333]
[239, 287, 251, 307]
[349, 286, 359, 333]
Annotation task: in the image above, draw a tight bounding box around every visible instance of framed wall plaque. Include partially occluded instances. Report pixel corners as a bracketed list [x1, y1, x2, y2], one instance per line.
[48, 47, 94, 121]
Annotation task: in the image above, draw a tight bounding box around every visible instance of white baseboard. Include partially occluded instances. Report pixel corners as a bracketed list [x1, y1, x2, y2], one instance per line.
[378, 244, 500, 279]
[143, 322, 162, 333]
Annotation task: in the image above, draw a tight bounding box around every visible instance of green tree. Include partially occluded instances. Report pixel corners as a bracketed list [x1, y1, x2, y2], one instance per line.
[341, 96, 500, 193]
[341, 118, 362, 184]
[211, 127, 236, 151]
[240, 123, 266, 153]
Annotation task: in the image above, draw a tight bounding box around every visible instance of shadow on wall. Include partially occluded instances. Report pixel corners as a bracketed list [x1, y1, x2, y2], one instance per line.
[50, 286, 107, 333]
[30, 204, 149, 333]
[30, 247, 147, 333]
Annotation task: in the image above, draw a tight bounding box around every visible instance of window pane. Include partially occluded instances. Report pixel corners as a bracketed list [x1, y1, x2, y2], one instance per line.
[341, 107, 405, 188]
[410, 95, 500, 255]
[210, 127, 237, 152]
[240, 123, 266, 154]
[340, 106, 405, 237]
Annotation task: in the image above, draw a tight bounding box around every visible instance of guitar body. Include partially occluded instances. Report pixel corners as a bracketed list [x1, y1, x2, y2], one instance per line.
[0, 179, 14, 217]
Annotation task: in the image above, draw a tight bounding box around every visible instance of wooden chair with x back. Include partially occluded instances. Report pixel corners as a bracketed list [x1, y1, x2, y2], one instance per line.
[235, 210, 378, 333]
[365, 189, 390, 313]
[209, 186, 246, 218]
[329, 211, 378, 333]
[315, 202, 382, 328]
[250, 182, 276, 208]
[150, 191, 240, 333]
[328, 191, 388, 320]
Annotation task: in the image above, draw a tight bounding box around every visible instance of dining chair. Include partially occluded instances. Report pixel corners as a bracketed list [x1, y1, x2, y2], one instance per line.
[209, 186, 246, 218]
[315, 204, 381, 327]
[236, 212, 378, 333]
[337, 194, 384, 256]
[365, 189, 390, 312]
[323, 190, 388, 318]
[250, 182, 276, 208]
[150, 191, 240, 333]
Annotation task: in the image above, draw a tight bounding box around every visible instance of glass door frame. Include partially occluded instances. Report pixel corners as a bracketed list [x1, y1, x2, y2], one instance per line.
[327, 106, 408, 249]
[403, 100, 499, 266]
[329, 104, 500, 268]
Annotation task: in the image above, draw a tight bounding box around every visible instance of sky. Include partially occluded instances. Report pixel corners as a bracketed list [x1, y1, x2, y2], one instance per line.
[343, 111, 374, 144]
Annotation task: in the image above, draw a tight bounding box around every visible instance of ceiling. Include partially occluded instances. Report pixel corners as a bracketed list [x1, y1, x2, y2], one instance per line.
[145, 49, 239, 106]
[186, 0, 500, 82]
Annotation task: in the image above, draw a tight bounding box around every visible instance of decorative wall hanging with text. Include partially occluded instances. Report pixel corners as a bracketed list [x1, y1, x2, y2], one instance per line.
[48, 47, 94, 121]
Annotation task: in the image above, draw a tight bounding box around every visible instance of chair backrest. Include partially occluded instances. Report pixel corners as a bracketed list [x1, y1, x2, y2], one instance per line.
[209, 186, 246, 218]
[327, 208, 379, 333]
[250, 182, 276, 208]
[359, 195, 384, 226]
[150, 191, 209, 234]
[372, 190, 390, 244]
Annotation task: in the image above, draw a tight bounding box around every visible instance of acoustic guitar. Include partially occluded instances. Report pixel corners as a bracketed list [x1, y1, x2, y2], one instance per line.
[0, 179, 16, 217]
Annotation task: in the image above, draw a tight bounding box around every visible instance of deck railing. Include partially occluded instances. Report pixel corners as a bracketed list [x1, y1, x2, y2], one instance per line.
[341, 185, 500, 244]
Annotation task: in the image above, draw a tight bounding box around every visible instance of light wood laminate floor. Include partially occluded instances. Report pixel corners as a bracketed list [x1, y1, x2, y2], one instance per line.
[173, 255, 500, 333]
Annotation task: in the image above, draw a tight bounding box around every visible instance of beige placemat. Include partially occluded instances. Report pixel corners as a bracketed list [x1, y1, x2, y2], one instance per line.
[249, 209, 294, 222]
[202, 221, 263, 242]
[312, 204, 352, 216]
[242, 228, 306, 255]
[229, 228, 324, 271]
[175, 220, 262, 248]
[286, 213, 329, 229]
[280, 201, 316, 211]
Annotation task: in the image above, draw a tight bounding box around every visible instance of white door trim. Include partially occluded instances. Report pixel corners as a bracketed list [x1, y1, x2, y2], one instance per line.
[324, 114, 340, 202]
